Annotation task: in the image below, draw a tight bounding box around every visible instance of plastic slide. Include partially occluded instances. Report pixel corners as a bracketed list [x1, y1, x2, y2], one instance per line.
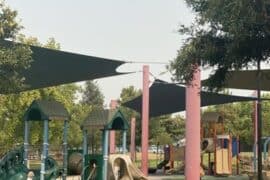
[215, 149, 231, 175]
[0, 147, 28, 180]
[108, 154, 147, 180]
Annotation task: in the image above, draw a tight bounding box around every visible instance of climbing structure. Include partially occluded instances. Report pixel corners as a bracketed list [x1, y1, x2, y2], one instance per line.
[23, 100, 69, 180]
[81, 108, 146, 180]
[201, 112, 233, 176]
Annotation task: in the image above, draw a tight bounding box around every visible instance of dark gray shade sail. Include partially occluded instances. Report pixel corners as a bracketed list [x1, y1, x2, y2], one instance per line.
[202, 69, 270, 91]
[123, 79, 258, 117]
[1, 40, 125, 94]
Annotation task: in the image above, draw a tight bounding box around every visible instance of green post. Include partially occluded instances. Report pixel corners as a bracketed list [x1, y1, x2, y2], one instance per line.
[23, 120, 30, 168]
[41, 119, 49, 180]
[102, 129, 109, 180]
[122, 130, 127, 154]
[82, 129, 88, 180]
[62, 120, 68, 180]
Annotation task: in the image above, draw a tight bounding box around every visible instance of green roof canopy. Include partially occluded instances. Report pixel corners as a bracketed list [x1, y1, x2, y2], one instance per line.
[24, 100, 69, 121]
[1, 40, 125, 94]
[82, 108, 129, 130]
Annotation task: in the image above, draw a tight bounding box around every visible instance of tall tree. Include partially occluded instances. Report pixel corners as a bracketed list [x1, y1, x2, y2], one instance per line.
[81, 81, 104, 107]
[0, 0, 32, 93]
[169, 0, 270, 88]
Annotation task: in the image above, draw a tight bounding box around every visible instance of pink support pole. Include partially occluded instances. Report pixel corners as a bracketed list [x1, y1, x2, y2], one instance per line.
[130, 117, 136, 161]
[185, 66, 201, 180]
[141, 65, 149, 176]
[109, 100, 118, 154]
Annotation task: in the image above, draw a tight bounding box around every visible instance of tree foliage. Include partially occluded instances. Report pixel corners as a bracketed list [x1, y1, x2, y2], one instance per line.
[0, 0, 32, 93]
[170, 0, 270, 89]
[118, 86, 141, 146]
[81, 81, 104, 107]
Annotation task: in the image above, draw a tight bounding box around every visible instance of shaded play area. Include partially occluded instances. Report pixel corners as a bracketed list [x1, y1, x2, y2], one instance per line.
[0, 40, 270, 180]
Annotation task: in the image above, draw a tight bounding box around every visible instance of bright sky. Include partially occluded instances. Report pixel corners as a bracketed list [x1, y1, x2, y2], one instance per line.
[8, 0, 195, 105]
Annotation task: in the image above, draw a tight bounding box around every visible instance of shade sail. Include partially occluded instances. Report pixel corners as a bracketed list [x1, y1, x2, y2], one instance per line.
[202, 69, 270, 91]
[1, 40, 125, 94]
[123, 79, 258, 117]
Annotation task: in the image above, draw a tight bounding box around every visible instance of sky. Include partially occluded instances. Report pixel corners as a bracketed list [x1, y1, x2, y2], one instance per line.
[7, 0, 196, 105]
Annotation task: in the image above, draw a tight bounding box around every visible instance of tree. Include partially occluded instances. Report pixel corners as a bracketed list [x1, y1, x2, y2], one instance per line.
[119, 86, 141, 146]
[0, 0, 32, 93]
[161, 115, 185, 141]
[169, 0, 270, 89]
[205, 102, 254, 146]
[80, 81, 105, 151]
[81, 81, 104, 107]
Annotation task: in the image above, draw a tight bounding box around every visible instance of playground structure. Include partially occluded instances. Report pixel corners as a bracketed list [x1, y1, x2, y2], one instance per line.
[201, 112, 239, 176]
[79, 108, 146, 180]
[23, 100, 69, 180]
[0, 147, 28, 179]
[156, 144, 184, 172]
[0, 39, 265, 179]
[0, 99, 69, 180]
[154, 112, 240, 177]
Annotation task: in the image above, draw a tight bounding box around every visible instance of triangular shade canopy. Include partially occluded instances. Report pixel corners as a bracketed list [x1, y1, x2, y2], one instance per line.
[1, 40, 125, 94]
[82, 108, 129, 131]
[24, 100, 69, 121]
[123, 79, 258, 117]
[202, 69, 270, 91]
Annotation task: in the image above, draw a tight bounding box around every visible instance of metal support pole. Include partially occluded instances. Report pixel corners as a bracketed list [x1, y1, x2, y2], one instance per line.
[141, 65, 149, 176]
[237, 137, 240, 175]
[82, 129, 88, 180]
[62, 120, 68, 180]
[253, 92, 258, 172]
[257, 59, 262, 180]
[23, 120, 30, 168]
[130, 117, 136, 161]
[102, 129, 109, 180]
[263, 137, 270, 161]
[122, 130, 127, 154]
[41, 119, 49, 180]
[185, 66, 201, 180]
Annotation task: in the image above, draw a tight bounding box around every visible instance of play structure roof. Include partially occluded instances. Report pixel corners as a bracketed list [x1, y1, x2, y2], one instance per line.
[202, 112, 224, 123]
[1, 40, 125, 94]
[24, 100, 69, 121]
[202, 69, 270, 91]
[82, 108, 129, 130]
[123, 79, 258, 117]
